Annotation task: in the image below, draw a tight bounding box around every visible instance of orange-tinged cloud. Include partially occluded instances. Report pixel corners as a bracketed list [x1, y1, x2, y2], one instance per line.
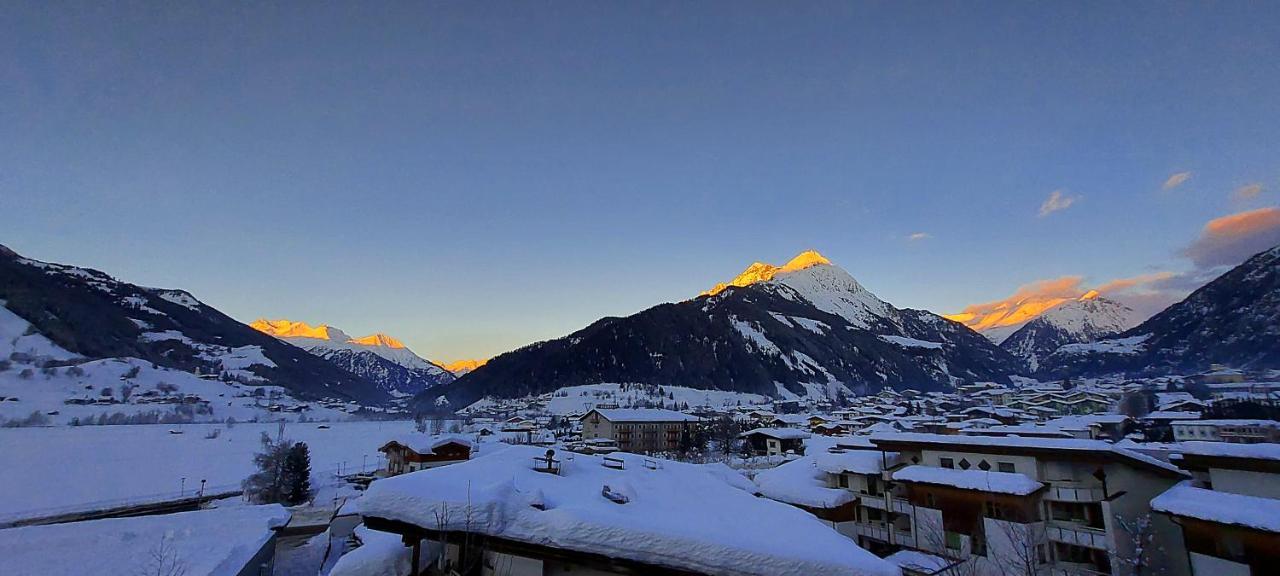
[1233, 183, 1263, 201]
[1183, 206, 1280, 268]
[1163, 171, 1192, 190]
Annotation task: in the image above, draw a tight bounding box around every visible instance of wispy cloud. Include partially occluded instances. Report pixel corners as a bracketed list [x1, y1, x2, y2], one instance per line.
[1233, 183, 1263, 201]
[1038, 190, 1078, 218]
[1162, 171, 1192, 190]
[907, 232, 931, 241]
[1182, 206, 1280, 269]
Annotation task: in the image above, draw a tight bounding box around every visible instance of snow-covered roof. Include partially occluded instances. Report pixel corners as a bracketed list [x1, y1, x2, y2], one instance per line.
[740, 427, 811, 440]
[585, 408, 700, 423]
[883, 549, 955, 575]
[1143, 411, 1202, 420]
[381, 434, 473, 455]
[1177, 441, 1280, 462]
[815, 449, 897, 475]
[330, 525, 415, 576]
[359, 445, 898, 576]
[0, 505, 290, 576]
[754, 456, 858, 509]
[1151, 482, 1280, 533]
[893, 465, 1043, 495]
[1171, 419, 1280, 428]
[870, 432, 1185, 477]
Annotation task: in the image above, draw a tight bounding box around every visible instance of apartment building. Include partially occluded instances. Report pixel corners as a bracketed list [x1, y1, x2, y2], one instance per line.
[776, 433, 1187, 576]
[1171, 419, 1280, 444]
[579, 408, 699, 453]
[1152, 442, 1280, 575]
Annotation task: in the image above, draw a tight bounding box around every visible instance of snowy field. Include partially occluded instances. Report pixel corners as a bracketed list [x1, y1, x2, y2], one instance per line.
[0, 420, 423, 520]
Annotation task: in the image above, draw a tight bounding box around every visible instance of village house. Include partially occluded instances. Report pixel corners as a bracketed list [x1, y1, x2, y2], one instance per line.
[378, 435, 473, 476]
[1152, 441, 1280, 575]
[578, 408, 699, 453]
[739, 427, 811, 456]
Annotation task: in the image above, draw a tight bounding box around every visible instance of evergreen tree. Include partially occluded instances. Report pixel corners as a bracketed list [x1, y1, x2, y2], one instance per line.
[284, 442, 313, 505]
[242, 429, 292, 504]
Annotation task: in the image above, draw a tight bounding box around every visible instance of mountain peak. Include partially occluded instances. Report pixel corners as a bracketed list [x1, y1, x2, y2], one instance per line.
[781, 250, 831, 272]
[701, 250, 835, 297]
[250, 318, 351, 342]
[350, 333, 406, 349]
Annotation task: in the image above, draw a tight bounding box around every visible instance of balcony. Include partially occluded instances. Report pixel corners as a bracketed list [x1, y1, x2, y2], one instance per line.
[1046, 482, 1107, 503]
[837, 521, 914, 547]
[1047, 522, 1110, 551]
[1050, 561, 1112, 576]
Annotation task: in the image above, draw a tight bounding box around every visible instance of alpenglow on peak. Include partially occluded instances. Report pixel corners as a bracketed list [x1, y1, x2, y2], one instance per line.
[701, 250, 834, 297]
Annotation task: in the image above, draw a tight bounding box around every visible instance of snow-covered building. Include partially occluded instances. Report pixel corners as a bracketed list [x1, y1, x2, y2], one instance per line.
[0, 505, 289, 576]
[858, 433, 1191, 576]
[579, 408, 699, 453]
[379, 435, 473, 475]
[739, 427, 811, 456]
[1171, 419, 1280, 444]
[357, 444, 900, 576]
[1152, 441, 1280, 575]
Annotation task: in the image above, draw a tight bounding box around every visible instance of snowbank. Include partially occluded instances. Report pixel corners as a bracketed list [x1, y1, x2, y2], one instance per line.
[754, 456, 856, 509]
[893, 465, 1043, 496]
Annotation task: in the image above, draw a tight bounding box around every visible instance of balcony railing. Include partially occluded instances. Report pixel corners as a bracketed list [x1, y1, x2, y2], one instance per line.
[1047, 522, 1110, 551]
[1050, 561, 1112, 576]
[1046, 482, 1107, 503]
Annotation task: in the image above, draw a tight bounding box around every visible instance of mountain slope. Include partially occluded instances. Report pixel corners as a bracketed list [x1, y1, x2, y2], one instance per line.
[1040, 245, 1280, 376]
[0, 244, 389, 405]
[999, 294, 1139, 371]
[251, 319, 454, 396]
[420, 251, 1020, 411]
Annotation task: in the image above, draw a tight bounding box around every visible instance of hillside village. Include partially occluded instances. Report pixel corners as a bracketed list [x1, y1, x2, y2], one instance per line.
[4, 363, 1279, 576]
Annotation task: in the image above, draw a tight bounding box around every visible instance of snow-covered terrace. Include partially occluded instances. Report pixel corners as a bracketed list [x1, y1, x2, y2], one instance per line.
[1151, 482, 1280, 533]
[0, 505, 289, 576]
[754, 455, 858, 509]
[359, 445, 899, 576]
[892, 465, 1044, 496]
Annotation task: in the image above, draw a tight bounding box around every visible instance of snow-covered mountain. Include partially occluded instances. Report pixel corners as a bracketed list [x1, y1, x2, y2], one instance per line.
[0, 244, 389, 421]
[1039, 245, 1280, 376]
[998, 293, 1140, 371]
[251, 319, 454, 396]
[443, 359, 487, 376]
[421, 251, 1020, 411]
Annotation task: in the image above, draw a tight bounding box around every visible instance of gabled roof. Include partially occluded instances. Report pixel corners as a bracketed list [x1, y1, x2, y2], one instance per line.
[581, 408, 700, 423]
[1151, 482, 1280, 534]
[740, 427, 811, 440]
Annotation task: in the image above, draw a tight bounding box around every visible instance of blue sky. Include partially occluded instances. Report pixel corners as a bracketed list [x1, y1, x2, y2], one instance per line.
[3, 2, 1279, 361]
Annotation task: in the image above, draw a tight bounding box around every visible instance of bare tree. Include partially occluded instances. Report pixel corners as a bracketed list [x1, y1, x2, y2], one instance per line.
[991, 520, 1048, 576]
[430, 415, 446, 436]
[135, 534, 187, 576]
[1113, 513, 1167, 576]
[914, 518, 982, 576]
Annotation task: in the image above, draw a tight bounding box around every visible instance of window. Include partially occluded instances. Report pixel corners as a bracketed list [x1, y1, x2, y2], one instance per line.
[945, 531, 962, 551]
[838, 474, 849, 488]
[940, 457, 955, 469]
[997, 462, 1016, 473]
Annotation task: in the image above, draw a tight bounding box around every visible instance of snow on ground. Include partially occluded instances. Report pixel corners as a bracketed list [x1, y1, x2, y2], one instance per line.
[1054, 334, 1150, 356]
[329, 526, 424, 576]
[464, 382, 771, 416]
[0, 355, 344, 425]
[877, 335, 943, 350]
[360, 444, 899, 576]
[0, 421, 421, 519]
[0, 504, 289, 576]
